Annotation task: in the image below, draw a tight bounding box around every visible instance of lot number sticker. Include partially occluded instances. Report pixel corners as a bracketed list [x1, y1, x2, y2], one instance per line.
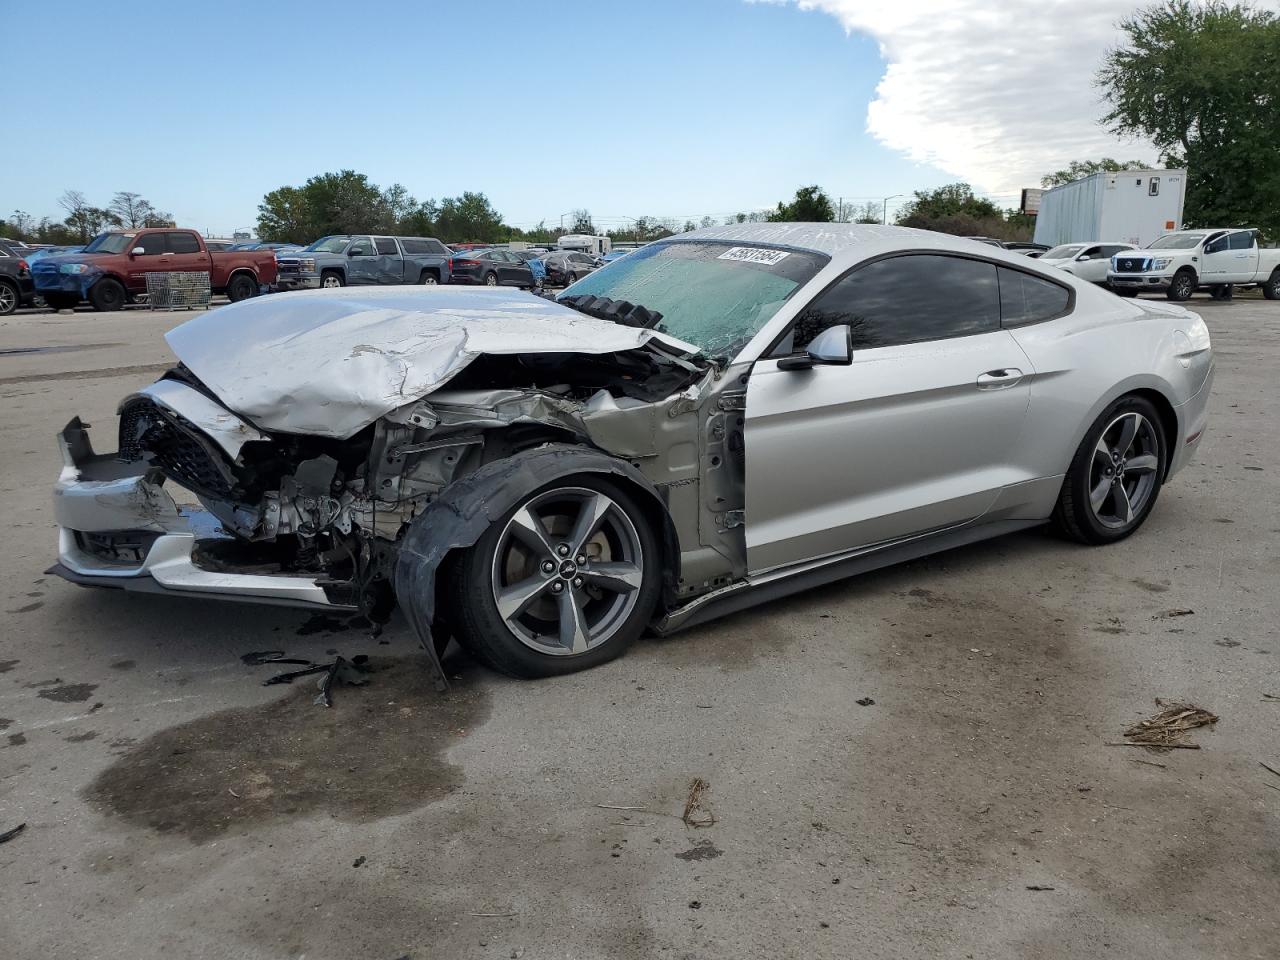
[718, 247, 791, 265]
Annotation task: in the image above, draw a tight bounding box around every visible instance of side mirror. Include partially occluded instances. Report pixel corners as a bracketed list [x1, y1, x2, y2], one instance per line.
[131, 247, 146, 256]
[347, 249, 360, 257]
[777, 324, 853, 371]
[1077, 255, 1091, 261]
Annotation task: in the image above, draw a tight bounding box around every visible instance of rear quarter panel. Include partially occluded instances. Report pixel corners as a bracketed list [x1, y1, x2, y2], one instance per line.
[1007, 279, 1209, 478]
[208, 250, 278, 286]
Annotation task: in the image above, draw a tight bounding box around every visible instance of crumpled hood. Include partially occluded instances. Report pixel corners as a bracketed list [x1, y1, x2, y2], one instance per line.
[165, 286, 696, 438]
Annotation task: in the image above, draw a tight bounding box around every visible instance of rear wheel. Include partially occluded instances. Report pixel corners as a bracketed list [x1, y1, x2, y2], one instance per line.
[1166, 269, 1196, 302]
[320, 270, 344, 289]
[1263, 270, 1280, 300]
[419, 270, 438, 285]
[566, 271, 578, 284]
[0, 280, 19, 315]
[89, 278, 127, 312]
[484, 271, 498, 286]
[1052, 395, 1166, 545]
[226, 273, 257, 302]
[445, 477, 661, 678]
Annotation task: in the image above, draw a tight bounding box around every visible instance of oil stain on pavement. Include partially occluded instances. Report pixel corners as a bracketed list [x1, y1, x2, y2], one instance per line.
[84, 657, 491, 843]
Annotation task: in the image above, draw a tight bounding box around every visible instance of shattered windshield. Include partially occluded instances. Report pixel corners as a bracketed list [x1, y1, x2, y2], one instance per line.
[83, 233, 136, 254]
[560, 241, 827, 360]
[304, 236, 352, 253]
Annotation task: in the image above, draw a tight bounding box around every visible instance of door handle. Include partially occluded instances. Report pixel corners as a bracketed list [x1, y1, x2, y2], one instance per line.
[976, 368, 1023, 389]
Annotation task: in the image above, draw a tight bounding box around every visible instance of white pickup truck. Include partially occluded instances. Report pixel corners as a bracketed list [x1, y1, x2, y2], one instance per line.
[1108, 228, 1280, 301]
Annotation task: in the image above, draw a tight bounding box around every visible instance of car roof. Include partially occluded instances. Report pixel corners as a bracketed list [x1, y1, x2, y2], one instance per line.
[671, 222, 1040, 271]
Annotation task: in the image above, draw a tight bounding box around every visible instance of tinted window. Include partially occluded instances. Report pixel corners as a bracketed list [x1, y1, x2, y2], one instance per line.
[1080, 246, 1102, 259]
[399, 238, 441, 255]
[135, 233, 166, 255]
[1228, 231, 1255, 251]
[1203, 233, 1229, 254]
[428, 239, 448, 255]
[1100, 245, 1130, 257]
[167, 232, 201, 254]
[572, 253, 591, 264]
[998, 267, 1070, 327]
[349, 239, 374, 256]
[788, 254, 999, 351]
[374, 237, 398, 255]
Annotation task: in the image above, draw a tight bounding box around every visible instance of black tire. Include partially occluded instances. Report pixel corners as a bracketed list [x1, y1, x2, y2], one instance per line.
[1210, 283, 1233, 301]
[1262, 270, 1280, 301]
[419, 270, 439, 285]
[89, 277, 127, 312]
[1052, 394, 1167, 545]
[445, 475, 662, 679]
[1166, 269, 1196, 302]
[566, 271, 578, 284]
[483, 271, 498, 286]
[43, 293, 79, 312]
[0, 279, 18, 316]
[226, 273, 258, 302]
[320, 270, 344, 289]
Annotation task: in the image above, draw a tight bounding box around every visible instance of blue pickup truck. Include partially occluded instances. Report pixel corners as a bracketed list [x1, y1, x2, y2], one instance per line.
[275, 234, 454, 291]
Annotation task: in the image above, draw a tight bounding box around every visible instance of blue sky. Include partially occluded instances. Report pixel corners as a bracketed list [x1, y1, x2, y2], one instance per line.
[4, 0, 966, 236]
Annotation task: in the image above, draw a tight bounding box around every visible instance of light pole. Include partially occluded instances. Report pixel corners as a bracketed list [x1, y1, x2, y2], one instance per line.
[881, 194, 903, 225]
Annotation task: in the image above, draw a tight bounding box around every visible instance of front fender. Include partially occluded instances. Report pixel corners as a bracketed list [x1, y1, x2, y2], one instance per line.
[395, 444, 675, 690]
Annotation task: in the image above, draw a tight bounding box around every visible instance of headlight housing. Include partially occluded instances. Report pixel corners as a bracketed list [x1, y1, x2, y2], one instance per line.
[1153, 258, 1173, 269]
[59, 262, 90, 275]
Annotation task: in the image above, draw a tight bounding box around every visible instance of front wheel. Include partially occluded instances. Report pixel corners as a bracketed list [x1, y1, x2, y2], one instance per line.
[1052, 396, 1166, 545]
[320, 271, 344, 289]
[1167, 270, 1196, 302]
[445, 477, 662, 678]
[89, 277, 127, 312]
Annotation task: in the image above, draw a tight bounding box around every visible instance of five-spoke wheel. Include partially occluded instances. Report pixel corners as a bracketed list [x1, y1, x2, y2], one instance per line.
[447, 477, 661, 677]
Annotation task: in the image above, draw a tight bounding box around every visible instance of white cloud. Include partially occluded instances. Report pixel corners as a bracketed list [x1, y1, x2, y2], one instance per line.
[761, 0, 1279, 194]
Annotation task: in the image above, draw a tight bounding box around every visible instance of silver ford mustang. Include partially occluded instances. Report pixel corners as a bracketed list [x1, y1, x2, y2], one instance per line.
[50, 224, 1213, 686]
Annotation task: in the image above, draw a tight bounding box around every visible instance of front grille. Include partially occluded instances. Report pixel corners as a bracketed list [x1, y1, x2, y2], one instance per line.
[118, 396, 237, 499]
[1116, 257, 1149, 273]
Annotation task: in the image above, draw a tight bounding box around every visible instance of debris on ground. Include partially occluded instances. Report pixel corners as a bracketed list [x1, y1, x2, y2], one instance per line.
[1260, 761, 1280, 780]
[253, 653, 371, 707]
[855, 697, 875, 706]
[1107, 699, 1218, 750]
[1262, 693, 1280, 703]
[240, 650, 286, 665]
[0, 822, 26, 844]
[682, 778, 715, 828]
[1026, 885, 1055, 891]
[1152, 609, 1195, 620]
[352, 855, 366, 868]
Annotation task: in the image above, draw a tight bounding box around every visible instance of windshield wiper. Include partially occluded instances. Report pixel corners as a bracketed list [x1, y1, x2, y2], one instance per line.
[557, 294, 663, 330]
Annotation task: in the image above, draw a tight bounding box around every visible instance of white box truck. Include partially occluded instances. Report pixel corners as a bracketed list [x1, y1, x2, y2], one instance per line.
[1033, 169, 1186, 249]
[557, 234, 612, 257]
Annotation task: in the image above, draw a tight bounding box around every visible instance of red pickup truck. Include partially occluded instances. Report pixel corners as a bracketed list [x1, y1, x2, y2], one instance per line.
[32, 228, 279, 311]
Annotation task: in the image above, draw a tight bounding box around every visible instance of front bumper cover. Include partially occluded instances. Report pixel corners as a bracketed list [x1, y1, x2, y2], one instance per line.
[50, 417, 351, 611]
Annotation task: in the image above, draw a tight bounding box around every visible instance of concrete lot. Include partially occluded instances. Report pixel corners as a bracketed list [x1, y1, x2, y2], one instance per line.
[1, 295, 1278, 960]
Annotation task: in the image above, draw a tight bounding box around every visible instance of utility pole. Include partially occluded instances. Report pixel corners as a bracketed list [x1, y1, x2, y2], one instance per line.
[881, 194, 904, 225]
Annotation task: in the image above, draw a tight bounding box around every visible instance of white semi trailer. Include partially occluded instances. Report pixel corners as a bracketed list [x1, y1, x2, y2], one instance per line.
[1033, 169, 1187, 249]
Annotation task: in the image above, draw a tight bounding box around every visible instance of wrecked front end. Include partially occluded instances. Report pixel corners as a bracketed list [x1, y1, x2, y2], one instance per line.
[50, 290, 747, 687]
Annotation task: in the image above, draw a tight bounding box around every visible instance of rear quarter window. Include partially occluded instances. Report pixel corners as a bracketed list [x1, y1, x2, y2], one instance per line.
[998, 266, 1071, 326]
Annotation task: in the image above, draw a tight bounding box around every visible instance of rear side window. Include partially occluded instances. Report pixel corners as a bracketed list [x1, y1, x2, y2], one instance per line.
[428, 239, 448, 255]
[1228, 231, 1255, 251]
[135, 233, 166, 255]
[167, 232, 201, 254]
[789, 254, 1000, 351]
[374, 237, 398, 255]
[998, 267, 1070, 326]
[400, 238, 444, 255]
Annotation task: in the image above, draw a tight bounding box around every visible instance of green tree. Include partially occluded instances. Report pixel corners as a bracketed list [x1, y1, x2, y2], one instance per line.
[257, 185, 314, 242]
[852, 201, 882, 224]
[1041, 158, 1149, 188]
[434, 192, 506, 243]
[1098, 0, 1280, 236]
[568, 209, 595, 235]
[895, 183, 1001, 223]
[768, 185, 835, 222]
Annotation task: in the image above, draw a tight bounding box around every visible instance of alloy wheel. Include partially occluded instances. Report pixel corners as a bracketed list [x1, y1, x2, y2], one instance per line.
[1088, 412, 1160, 529]
[322, 275, 341, 288]
[0, 284, 15, 314]
[1173, 274, 1194, 299]
[489, 487, 644, 656]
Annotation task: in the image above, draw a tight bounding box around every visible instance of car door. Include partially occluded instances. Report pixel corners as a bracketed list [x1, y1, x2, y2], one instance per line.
[123, 231, 168, 291]
[373, 236, 403, 283]
[1074, 245, 1106, 282]
[744, 253, 1035, 573]
[1200, 232, 1232, 282]
[165, 230, 212, 275]
[345, 237, 379, 284]
[1225, 230, 1259, 282]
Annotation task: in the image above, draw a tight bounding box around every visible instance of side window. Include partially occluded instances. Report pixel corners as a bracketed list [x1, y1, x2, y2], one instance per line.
[374, 237, 399, 255]
[1080, 246, 1102, 259]
[1228, 231, 1255, 251]
[348, 238, 374, 256]
[167, 232, 201, 254]
[1203, 233, 1228, 254]
[998, 267, 1070, 327]
[135, 233, 165, 255]
[786, 254, 1000, 352]
[1101, 245, 1128, 258]
[428, 239, 449, 255]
